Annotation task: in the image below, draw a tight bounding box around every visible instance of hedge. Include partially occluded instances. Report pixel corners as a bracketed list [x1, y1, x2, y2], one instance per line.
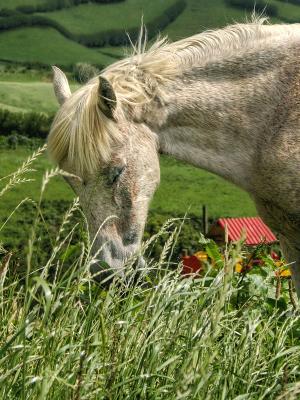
[225, 0, 278, 16]
[0, 0, 124, 16]
[0, 109, 53, 139]
[0, 0, 186, 48]
[0, 134, 43, 149]
[278, 0, 300, 5]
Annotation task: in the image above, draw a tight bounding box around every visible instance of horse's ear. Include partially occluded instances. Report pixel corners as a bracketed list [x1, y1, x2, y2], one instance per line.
[98, 76, 117, 120]
[52, 66, 71, 105]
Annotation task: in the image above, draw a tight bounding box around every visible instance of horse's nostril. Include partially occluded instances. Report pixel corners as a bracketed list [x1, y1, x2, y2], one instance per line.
[110, 242, 121, 259]
[123, 231, 138, 246]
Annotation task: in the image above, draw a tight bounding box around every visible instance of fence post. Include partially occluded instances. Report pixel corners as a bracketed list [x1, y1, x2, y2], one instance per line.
[202, 205, 208, 235]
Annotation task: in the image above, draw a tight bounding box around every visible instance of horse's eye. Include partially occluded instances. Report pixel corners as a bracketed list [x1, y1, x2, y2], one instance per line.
[108, 166, 125, 185]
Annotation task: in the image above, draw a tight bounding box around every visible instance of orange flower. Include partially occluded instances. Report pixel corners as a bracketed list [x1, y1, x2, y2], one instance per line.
[235, 262, 243, 273]
[194, 251, 208, 262]
[275, 267, 291, 278]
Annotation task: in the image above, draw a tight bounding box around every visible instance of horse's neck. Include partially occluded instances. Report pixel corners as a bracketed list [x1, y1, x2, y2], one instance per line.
[149, 52, 287, 191]
[154, 81, 259, 190]
[126, 23, 300, 191]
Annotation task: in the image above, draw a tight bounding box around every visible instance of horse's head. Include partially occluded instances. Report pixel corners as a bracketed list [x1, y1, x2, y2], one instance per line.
[48, 67, 160, 279]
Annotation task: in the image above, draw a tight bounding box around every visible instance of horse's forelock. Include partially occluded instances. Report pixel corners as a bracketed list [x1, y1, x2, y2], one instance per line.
[48, 80, 123, 176]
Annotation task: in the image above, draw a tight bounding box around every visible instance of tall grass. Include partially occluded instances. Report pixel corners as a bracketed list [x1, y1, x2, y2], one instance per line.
[0, 149, 300, 399]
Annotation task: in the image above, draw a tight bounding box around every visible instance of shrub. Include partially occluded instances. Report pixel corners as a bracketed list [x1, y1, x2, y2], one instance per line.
[276, 0, 300, 5]
[226, 0, 278, 16]
[73, 62, 100, 83]
[0, 109, 53, 139]
[14, 0, 125, 14]
[0, 134, 43, 149]
[0, 8, 18, 17]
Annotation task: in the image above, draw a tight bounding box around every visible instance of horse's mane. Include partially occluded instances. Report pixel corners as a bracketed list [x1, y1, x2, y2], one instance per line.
[99, 16, 271, 106]
[48, 17, 275, 176]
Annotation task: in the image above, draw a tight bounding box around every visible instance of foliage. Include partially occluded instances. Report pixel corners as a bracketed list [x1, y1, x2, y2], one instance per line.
[145, 211, 204, 260]
[280, 0, 300, 5]
[72, 62, 100, 83]
[225, 0, 278, 16]
[0, 134, 43, 149]
[15, 0, 125, 14]
[0, 0, 124, 14]
[0, 109, 52, 138]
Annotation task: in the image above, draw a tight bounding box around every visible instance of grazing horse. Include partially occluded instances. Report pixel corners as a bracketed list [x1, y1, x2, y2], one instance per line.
[48, 19, 300, 297]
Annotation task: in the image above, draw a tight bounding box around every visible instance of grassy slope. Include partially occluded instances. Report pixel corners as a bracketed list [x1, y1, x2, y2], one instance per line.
[37, 0, 178, 35]
[164, 0, 249, 40]
[155, 156, 256, 216]
[0, 81, 78, 113]
[163, 0, 297, 40]
[0, 0, 298, 71]
[0, 27, 116, 67]
[270, 0, 300, 20]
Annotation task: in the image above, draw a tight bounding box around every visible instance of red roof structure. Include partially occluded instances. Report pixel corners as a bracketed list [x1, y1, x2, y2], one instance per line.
[216, 217, 277, 245]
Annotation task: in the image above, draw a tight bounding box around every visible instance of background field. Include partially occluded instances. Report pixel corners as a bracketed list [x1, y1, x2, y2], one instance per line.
[0, 28, 117, 67]
[37, 0, 179, 35]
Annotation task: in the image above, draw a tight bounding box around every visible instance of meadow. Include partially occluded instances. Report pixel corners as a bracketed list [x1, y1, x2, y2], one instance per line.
[0, 78, 79, 113]
[0, 28, 116, 67]
[37, 0, 180, 35]
[0, 161, 299, 398]
[1, 1, 300, 398]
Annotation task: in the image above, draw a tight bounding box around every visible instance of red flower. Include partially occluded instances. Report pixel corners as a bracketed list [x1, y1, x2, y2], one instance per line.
[181, 255, 202, 276]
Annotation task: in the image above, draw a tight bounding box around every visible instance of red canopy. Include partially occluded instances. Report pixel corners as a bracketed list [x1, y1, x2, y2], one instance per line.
[217, 217, 277, 245]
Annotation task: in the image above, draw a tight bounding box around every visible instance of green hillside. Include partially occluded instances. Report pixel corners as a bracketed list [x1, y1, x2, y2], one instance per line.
[0, 0, 298, 72]
[1, 0, 299, 115]
[0, 27, 116, 67]
[37, 0, 179, 35]
[164, 0, 248, 40]
[269, 0, 300, 21]
[0, 81, 75, 113]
